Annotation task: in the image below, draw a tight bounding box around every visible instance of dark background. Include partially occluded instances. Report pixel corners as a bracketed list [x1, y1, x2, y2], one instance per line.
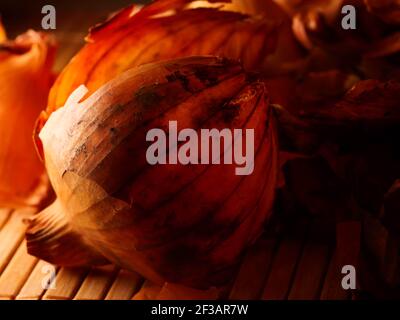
[1, 0, 152, 70]
[1, 0, 151, 37]
[0, 0, 150, 38]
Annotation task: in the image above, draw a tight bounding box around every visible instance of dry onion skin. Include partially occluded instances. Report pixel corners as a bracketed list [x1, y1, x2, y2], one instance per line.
[234, 0, 400, 148]
[364, 0, 400, 25]
[0, 23, 6, 42]
[0, 23, 55, 207]
[34, 0, 281, 149]
[26, 57, 279, 288]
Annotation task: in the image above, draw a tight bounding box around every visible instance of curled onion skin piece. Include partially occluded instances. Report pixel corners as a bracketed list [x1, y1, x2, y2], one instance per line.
[364, 0, 400, 25]
[0, 23, 55, 207]
[34, 0, 281, 154]
[26, 56, 279, 289]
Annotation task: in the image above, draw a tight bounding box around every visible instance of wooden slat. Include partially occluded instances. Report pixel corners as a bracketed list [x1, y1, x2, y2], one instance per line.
[262, 236, 305, 300]
[16, 260, 57, 300]
[320, 221, 361, 300]
[320, 253, 350, 301]
[0, 209, 12, 229]
[42, 267, 88, 300]
[0, 209, 35, 275]
[0, 240, 38, 299]
[229, 238, 277, 299]
[132, 280, 162, 300]
[157, 283, 219, 300]
[74, 265, 118, 300]
[288, 241, 331, 300]
[0, 207, 353, 300]
[105, 269, 143, 300]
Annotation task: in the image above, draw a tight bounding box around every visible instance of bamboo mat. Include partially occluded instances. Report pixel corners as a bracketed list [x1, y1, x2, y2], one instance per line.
[0, 207, 355, 300]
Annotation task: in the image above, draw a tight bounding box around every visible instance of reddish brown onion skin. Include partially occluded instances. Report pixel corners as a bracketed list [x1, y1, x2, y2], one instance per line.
[26, 57, 278, 289]
[0, 28, 55, 207]
[34, 0, 279, 155]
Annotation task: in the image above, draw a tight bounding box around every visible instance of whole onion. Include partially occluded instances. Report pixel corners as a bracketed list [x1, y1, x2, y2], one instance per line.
[26, 56, 278, 288]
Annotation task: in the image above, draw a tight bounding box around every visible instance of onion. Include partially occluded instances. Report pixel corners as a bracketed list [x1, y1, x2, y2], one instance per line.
[364, 0, 400, 25]
[0, 22, 55, 207]
[26, 56, 278, 288]
[34, 0, 281, 150]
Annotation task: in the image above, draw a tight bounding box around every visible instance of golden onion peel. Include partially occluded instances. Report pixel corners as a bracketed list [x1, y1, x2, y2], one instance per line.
[0, 23, 55, 207]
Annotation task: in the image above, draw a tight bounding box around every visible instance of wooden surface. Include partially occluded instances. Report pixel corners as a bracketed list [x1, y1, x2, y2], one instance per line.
[0, 207, 355, 300]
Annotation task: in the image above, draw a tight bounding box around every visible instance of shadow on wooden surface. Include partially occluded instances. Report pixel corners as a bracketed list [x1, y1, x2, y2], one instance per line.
[0, 206, 357, 300]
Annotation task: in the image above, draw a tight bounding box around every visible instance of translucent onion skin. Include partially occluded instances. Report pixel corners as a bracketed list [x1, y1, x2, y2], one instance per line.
[0, 23, 6, 42]
[26, 57, 279, 289]
[34, 0, 280, 152]
[0, 25, 55, 207]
